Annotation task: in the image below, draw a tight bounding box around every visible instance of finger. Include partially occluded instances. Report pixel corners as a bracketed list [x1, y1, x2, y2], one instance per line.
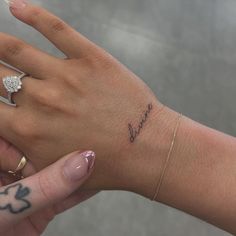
[0, 138, 35, 178]
[0, 33, 63, 79]
[8, 1, 97, 58]
[0, 62, 42, 111]
[0, 150, 95, 231]
[0, 102, 16, 141]
[0, 62, 36, 98]
[0, 172, 15, 187]
[0, 138, 23, 173]
[54, 190, 99, 215]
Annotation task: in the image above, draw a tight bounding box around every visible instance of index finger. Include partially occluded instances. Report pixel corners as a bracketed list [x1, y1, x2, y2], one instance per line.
[8, 1, 98, 58]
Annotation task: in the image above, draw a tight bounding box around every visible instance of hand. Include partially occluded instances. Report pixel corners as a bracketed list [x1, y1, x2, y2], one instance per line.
[3, 3, 236, 234]
[0, 142, 96, 236]
[0, 1, 166, 193]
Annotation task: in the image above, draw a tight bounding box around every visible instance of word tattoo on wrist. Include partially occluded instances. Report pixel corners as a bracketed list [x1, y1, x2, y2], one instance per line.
[0, 183, 31, 214]
[128, 103, 153, 143]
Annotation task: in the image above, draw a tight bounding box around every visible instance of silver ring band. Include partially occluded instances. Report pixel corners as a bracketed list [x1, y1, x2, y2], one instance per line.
[0, 73, 28, 106]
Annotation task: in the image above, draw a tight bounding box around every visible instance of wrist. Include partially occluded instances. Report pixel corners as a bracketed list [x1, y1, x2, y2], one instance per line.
[127, 105, 181, 198]
[81, 101, 177, 194]
[110, 103, 181, 198]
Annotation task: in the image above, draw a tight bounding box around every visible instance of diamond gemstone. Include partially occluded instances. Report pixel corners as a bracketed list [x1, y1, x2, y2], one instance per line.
[3, 76, 22, 93]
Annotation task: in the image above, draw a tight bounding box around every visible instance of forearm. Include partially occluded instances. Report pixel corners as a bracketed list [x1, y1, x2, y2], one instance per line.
[162, 109, 236, 234]
[84, 102, 236, 233]
[129, 106, 236, 234]
[1, 1, 235, 233]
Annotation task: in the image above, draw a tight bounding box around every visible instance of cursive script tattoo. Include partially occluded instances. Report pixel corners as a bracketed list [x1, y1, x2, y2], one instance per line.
[0, 183, 31, 214]
[128, 103, 153, 143]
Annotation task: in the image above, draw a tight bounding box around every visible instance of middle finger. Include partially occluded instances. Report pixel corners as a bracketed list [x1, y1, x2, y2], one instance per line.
[0, 32, 64, 79]
[0, 139, 34, 178]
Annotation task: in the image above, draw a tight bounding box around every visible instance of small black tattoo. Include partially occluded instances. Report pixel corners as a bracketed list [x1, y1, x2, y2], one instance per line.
[128, 103, 153, 143]
[0, 183, 31, 214]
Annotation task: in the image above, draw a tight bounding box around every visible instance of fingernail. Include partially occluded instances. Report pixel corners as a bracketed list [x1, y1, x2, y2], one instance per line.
[63, 151, 95, 182]
[5, 0, 27, 9]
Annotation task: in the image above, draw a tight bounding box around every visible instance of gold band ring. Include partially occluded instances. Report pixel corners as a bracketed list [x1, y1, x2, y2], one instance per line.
[8, 156, 27, 178]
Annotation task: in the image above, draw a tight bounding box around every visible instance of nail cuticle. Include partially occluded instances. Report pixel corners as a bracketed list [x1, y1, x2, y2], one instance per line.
[63, 151, 95, 182]
[81, 151, 96, 171]
[5, 0, 27, 9]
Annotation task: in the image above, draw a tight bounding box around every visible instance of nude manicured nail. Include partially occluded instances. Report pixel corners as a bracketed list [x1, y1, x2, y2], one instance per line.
[5, 0, 27, 9]
[63, 151, 95, 182]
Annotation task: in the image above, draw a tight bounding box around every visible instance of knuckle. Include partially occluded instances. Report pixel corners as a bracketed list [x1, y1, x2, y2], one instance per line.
[33, 86, 62, 108]
[26, 6, 67, 34]
[38, 173, 54, 203]
[49, 18, 67, 33]
[86, 52, 115, 71]
[3, 39, 25, 57]
[77, 56, 97, 73]
[62, 65, 82, 88]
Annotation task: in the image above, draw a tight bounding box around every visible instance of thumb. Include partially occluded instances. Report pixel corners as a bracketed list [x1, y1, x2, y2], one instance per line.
[0, 150, 95, 231]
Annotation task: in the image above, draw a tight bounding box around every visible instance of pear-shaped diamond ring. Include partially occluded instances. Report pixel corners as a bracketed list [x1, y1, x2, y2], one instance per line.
[0, 73, 28, 106]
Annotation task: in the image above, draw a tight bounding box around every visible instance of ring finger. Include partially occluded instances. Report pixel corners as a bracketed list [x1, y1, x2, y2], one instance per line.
[0, 62, 40, 106]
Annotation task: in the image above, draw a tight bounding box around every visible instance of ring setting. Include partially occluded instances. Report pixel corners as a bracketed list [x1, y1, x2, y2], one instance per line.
[0, 72, 27, 106]
[3, 75, 23, 93]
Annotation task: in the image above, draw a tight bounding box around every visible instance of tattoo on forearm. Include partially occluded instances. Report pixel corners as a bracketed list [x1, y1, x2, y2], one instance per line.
[128, 103, 153, 143]
[0, 183, 31, 214]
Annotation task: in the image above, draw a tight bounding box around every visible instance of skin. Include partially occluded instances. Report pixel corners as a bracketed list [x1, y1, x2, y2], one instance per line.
[0, 3, 162, 191]
[0, 143, 97, 236]
[0, 2, 236, 234]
